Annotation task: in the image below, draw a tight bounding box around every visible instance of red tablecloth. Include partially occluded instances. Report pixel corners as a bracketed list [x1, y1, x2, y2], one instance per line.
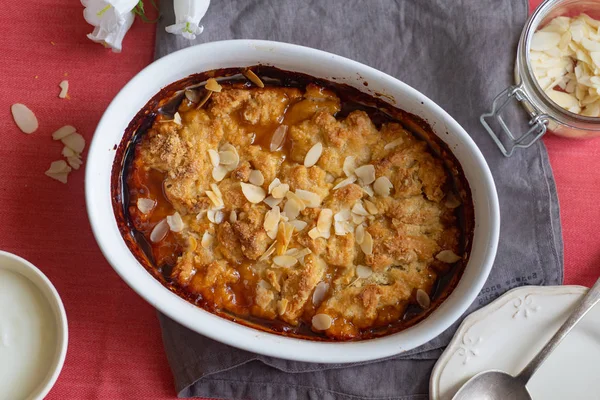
[0, 1, 597, 399]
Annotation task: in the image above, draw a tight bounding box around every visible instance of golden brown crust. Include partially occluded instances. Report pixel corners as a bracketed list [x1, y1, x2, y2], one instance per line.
[130, 83, 463, 340]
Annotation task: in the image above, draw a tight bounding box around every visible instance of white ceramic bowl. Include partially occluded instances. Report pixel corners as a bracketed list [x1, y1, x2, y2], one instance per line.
[0, 250, 68, 400]
[85, 40, 500, 363]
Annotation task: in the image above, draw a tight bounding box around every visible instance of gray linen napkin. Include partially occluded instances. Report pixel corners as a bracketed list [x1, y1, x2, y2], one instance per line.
[154, 0, 564, 398]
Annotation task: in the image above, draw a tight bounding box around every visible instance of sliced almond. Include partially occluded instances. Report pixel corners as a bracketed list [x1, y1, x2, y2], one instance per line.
[46, 160, 70, 174]
[197, 90, 213, 109]
[271, 183, 289, 199]
[136, 198, 155, 214]
[304, 142, 323, 167]
[270, 125, 288, 152]
[67, 156, 83, 170]
[277, 299, 289, 315]
[173, 112, 182, 126]
[264, 196, 283, 208]
[61, 133, 86, 153]
[363, 199, 379, 215]
[206, 190, 224, 209]
[208, 149, 220, 167]
[249, 170, 265, 186]
[384, 137, 403, 150]
[325, 173, 335, 183]
[295, 189, 321, 208]
[45, 171, 69, 183]
[11, 103, 38, 134]
[209, 183, 222, 199]
[334, 220, 352, 235]
[242, 69, 265, 88]
[273, 255, 298, 267]
[356, 265, 373, 279]
[416, 289, 431, 309]
[290, 219, 308, 231]
[201, 231, 214, 249]
[354, 165, 376, 185]
[436, 250, 462, 263]
[240, 182, 266, 203]
[167, 212, 184, 232]
[62, 146, 77, 158]
[373, 176, 393, 197]
[343, 156, 356, 177]
[259, 241, 277, 262]
[355, 224, 365, 245]
[334, 209, 351, 222]
[205, 78, 222, 92]
[268, 178, 282, 194]
[264, 206, 281, 238]
[352, 214, 366, 225]
[219, 151, 237, 165]
[229, 210, 237, 223]
[283, 198, 303, 220]
[53, 125, 76, 140]
[58, 80, 69, 99]
[312, 314, 332, 330]
[207, 209, 224, 224]
[360, 231, 373, 255]
[312, 282, 329, 306]
[362, 185, 374, 197]
[317, 208, 333, 235]
[150, 219, 169, 243]
[333, 175, 357, 190]
[352, 202, 369, 216]
[212, 165, 228, 182]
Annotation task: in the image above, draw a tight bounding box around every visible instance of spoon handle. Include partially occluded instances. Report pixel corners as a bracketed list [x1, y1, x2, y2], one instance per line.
[517, 278, 600, 384]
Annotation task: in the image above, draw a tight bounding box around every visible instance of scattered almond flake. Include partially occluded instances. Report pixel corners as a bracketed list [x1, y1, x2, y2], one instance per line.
[11, 103, 38, 134]
[280, 212, 289, 222]
[308, 227, 321, 239]
[205, 190, 224, 208]
[167, 212, 185, 232]
[46, 160, 70, 174]
[362, 185, 374, 197]
[334, 220, 353, 236]
[242, 69, 265, 88]
[205, 78, 222, 92]
[290, 220, 307, 231]
[196, 210, 207, 220]
[384, 137, 403, 150]
[333, 175, 357, 190]
[356, 265, 373, 279]
[62, 146, 77, 158]
[282, 222, 294, 251]
[273, 255, 298, 267]
[259, 241, 277, 262]
[268, 178, 281, 194]
[264, 206, 281, 234]
[185, 89, 200, 103]
[312, 314, 332, 330]
[355, 224, 365, 245]
[45, 171, 69, 183]
[343, 156, 356, 177]
[295, 189, 320, 208]
[67, 156, 83, 170]
[304, 142, 323, 167]
[229, 210, 237, 223]
[373, 176, 393, 197]
[312, 282, 329, 306]
[354, 165, 376, 185]
[61, 132, 85, 153]
[137, 198, 156, 214]
[416, 289, 431, 309]
[363, 199, 379, 215]
[352, 202, 369, 216]
[283, 197, 302, 220]
[212, 165, 228, 181]
[325, 173, 335, 183]
[334, 209, 351, 222]
[264, 196, 282, 208]
[197, 90, 213, 109]
[286, 248, 300, 257]
[150, 219, 169, 243]
[270, 125, 288, 152]
[277, 299, 289, 315]
[172, 112, 182, 126]
[219, 150, 238, 165]
[52, 125, 77, 141]
[201, 231, 214, 249]
[360, 231, 373, 255]
[353, 214, 366, 225]
[271, 183, 289, 199]
[249, 170, 265, 186]
[317, 208, 333, 235]
[436, 250, 462, 263]
[208, 149, 220, 167]
[240, 182, 266, 203]
[531, 31, 562, 51]
[207, 209, 224, 224]
[58, 80, 69, 99]
[444, 192, 462, 209]
[209, 183, 223, 199]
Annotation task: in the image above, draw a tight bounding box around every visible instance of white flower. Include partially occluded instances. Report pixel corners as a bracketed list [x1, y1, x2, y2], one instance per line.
[81, 0, 138, 52]
[165, 0, 210, 40]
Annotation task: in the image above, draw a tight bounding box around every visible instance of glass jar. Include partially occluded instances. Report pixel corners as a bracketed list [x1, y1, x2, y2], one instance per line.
[481, 0, 600, 156]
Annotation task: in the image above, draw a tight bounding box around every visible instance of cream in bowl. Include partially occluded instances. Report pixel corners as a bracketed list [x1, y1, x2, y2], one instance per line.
[0, 251, 68, 400]
[86, 40, 499, 363]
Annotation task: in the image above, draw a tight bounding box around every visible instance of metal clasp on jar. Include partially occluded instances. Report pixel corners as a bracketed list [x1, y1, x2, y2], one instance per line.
[480, 85, 549, 157]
